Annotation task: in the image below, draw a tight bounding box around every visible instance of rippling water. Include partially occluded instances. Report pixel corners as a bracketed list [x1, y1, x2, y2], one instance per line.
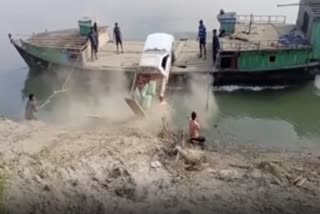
[0, 0, 319, 150]
[170, 81, 320, 150]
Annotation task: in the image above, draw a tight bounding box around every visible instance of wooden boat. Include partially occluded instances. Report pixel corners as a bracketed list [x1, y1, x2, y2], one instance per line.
[9, 18, 109, 70]
[10, 1, 320, 88]
[9, 24, 211, 78]
[213, 0, 320, 86]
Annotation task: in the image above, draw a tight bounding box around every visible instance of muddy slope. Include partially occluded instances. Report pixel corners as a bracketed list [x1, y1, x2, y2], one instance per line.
[0, 118, 319, 214]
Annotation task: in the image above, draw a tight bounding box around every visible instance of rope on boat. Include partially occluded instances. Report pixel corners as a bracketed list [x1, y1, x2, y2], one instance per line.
[206, 56, 217, 111]
[205, 74, 211, 112]
[39, 58, 81, 109]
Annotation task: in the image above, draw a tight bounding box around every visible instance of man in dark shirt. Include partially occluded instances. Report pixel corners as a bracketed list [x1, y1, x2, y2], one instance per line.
[113, 23, 123, 54]
[197, 20, 207, 59]
[93, 22, 99, 49]
[88, 27, 98, 61]
[212, 29, 220, 66]
[93, 22, 98, 33]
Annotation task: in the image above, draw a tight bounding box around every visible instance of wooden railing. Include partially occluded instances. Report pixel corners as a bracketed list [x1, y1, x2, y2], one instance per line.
[221, 39, 310, 51]
[237, 15, 287, 24]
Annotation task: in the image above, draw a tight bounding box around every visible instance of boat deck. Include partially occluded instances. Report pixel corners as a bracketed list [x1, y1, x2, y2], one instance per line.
[26, 29, 88, 50]
[25, 27, 108, 50]
[221, 23, 300, 51]
[84, 40, 213, 74]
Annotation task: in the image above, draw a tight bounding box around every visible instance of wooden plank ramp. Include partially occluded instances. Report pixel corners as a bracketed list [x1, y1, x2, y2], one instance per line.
[125, 98, 147, 118]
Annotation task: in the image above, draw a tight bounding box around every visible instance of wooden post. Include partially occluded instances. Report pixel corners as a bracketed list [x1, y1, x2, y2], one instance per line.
[130, 70, 138, 99]
[248, 14, 253, 34]
[206, 53, 218, 111]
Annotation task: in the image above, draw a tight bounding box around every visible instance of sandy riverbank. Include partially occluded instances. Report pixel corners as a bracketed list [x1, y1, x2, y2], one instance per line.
[0, 117, 319, 214]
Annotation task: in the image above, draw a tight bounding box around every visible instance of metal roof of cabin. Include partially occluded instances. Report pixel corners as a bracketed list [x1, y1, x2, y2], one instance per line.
[310, 4, 320, 16]
[305, 0, 320, 17]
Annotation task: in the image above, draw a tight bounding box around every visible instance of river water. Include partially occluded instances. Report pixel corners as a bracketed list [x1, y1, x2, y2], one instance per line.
[0, 0, 319, 150]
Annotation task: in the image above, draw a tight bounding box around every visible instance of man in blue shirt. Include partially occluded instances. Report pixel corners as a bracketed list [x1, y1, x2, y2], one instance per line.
[197, 20, 207, 59]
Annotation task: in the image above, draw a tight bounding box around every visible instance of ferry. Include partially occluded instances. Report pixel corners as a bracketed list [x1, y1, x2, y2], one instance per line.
[214, 0, 320, 86]
[8, 0, 320, 87]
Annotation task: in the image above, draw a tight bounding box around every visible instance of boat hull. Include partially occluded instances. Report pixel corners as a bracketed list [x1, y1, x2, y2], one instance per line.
[12, 41, 49, 70]
[10, 26, 109, 70]
[213, 64, 320, 87]
[12, 43, 320, 88]
[10, 35, 320, 88]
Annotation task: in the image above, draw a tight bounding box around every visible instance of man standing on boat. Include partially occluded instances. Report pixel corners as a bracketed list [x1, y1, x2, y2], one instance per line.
[197, 20, 207, 60]
[113, 23, 123, 54]
[25, 93, 38, 121]
[93, 22, 99, 50]
[212, 29, 220, 66]
[88, 27, 98, 61]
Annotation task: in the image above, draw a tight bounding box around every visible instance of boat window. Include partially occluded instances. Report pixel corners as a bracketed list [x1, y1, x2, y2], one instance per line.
[302, 12, 309, 34]
[269, 55, 276, 63]
[220, 52, 236, 69]
[162, 54, 169, 70]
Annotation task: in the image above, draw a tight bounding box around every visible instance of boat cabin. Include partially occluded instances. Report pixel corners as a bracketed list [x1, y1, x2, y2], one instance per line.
[216, 1, 320, 72]
[296, 0, 320, 59]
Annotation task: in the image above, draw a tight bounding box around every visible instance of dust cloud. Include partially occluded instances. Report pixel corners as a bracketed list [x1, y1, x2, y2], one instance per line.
[42, 69, 134, 125]
[22, 63, 221, 142]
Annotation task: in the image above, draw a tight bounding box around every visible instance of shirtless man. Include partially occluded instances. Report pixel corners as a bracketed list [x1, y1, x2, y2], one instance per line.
[189, 111, 206, 148]
[25, 93, 37, 120]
